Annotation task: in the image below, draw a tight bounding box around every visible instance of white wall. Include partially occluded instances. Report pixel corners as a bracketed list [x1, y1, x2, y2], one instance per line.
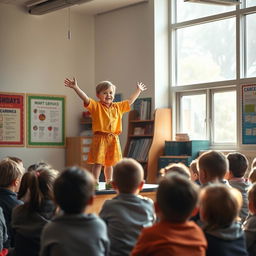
[0, 4, 95, 170]
[95, 1, 155, 146]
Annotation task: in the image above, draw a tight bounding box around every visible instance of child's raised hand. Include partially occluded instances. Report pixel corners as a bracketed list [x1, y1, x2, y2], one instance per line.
[64, 77, 77, 89]
[137, 82, 147, 92]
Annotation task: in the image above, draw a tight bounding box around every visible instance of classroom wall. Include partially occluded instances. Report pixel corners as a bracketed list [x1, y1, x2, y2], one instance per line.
[0, 1, 169, 170]
[95, 1, 155, 146]
[0, 4, 95, 170]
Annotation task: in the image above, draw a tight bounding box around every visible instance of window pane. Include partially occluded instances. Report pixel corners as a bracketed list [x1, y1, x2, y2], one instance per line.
[180, 94, 206, 139]
[177, 18, 236, 86]
[245, 13, 256, 78]
[213, 91, 236, 143]
[246, 0, 256, 8]
[176, 0, 235, 23]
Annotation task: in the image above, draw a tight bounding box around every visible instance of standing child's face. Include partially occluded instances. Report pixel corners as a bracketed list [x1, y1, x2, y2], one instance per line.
[97, 86, 115, 106]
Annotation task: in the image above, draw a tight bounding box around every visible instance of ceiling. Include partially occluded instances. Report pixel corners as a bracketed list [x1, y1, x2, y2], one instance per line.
[0, 0, 147, 15]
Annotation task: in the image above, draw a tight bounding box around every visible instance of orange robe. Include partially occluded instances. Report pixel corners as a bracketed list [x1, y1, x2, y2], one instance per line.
[85, 98, 130, 166]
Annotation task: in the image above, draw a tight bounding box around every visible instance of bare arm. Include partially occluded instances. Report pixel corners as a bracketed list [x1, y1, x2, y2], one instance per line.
[64, 78, 90, 106]
[128, 82, 147, 105]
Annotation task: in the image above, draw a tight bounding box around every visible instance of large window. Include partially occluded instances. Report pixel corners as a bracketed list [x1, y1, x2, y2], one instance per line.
[171, 0, 256, 147]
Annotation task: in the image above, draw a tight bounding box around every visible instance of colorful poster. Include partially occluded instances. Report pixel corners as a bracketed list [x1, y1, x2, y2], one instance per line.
[27, 94, 65, 147]
[0, 93, 24, 146]
[242, 84, 256, 144]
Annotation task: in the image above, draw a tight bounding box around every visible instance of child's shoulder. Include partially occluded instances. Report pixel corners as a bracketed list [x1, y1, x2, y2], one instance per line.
[243, 214, 256, 231]
[137, 195, 154, 205]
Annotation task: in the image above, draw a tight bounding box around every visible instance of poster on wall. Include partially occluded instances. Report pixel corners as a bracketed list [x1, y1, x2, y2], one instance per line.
[27, 94, 65, 147]
[0, 92, 24, 147]
[242, 84, 256, 144]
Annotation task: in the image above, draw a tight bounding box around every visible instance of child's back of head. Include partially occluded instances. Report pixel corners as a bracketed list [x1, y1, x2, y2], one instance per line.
[200, 184, 241, 230]
[243, 182, 256, 256]
[157, 173, 199, 223]
[54, 167, 94, 214]
[247, 182, 256, 214]
[28, 167, 59, 211]
[198, 150, 228, 184]
[113, 158, 144, 194]
[252, 157, 256, 170]
[249, 167, 256, 184]
[190, 159, 200, 184]
[200, 184, 248, 256]
[227, 152, 248, 178]
[0, 158, 24, 190]
[161, 162, 191, 179]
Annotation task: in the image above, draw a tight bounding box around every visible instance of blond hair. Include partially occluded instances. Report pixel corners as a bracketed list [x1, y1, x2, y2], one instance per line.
[96, 81, 116, 95]
[200, 183, 242, 230]
[249, 167, 256, 183]
[248, 183, 256, 213]
[0, 158, 24, 187]
[161, 162, 191, 179]
[113, 158, 144, 193]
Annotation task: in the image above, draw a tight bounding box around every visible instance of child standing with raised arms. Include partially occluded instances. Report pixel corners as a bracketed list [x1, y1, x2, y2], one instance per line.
[64, 78, 147, 189]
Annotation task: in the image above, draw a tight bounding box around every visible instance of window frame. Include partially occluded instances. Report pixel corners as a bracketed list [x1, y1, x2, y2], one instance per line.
[170, 0, 256, 149]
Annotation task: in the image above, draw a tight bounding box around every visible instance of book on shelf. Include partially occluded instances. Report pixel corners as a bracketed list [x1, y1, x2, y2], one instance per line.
[133, 127, 145, 135]
[127, 138, 152, 162]
[133, 98, 152, 120]
[175, 133, 190, 141]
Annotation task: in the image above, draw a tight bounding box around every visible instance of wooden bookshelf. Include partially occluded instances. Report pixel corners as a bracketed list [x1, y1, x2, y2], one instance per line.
[124, 108, 172, 183]
[66, 136, 92, 171]
[66, 117, 93, 171]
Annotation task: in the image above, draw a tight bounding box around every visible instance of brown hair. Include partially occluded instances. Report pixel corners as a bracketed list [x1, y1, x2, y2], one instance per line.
[25, 167, 59, 211]
[248, 183, 256, 212]
[157, 173, 199, 222]
[0, 159, 24, 187]
[249, 167, 256, 184]
[200, 184, 242, 230]
[54, 167, 94, 214]
[113, 158, 144, 193]
[161, 163, 191, 179]
[198, 150, 228, 180]
[7, 156, 22, 165]
[227, 152, 248, 178]
[190, 159, 199, 176]
[96, 81, 116, 95]
[252, 158, 256, 169]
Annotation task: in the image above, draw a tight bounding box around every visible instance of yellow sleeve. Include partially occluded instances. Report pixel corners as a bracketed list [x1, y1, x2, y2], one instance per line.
[84, 98, 97, 113]
[117, 100, 131, 114]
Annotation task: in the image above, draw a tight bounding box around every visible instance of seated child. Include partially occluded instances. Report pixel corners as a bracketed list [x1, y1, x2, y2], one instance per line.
[99, 158, 155, 256]
[0, 207, 8, 256]
[190, 159, 200, 185]
[249, 167, 256, 184]
[0, 158, 24, 248]
[12, 167, 59, 256]
[7, 156, 24, 171]
[40, 167, 109, 256]
[160, 162, 191, 179]
[198, 150, 229, 186]
[227, 152, 250, 223]
[251, 157, 256, 170]
[242, 183, 256, 256]
[200, 183, 248, 256]
[131, 173, 207, 256]
[27, 161, 51, 173]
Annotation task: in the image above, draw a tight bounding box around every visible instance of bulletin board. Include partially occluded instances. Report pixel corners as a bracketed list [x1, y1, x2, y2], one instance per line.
[27, 94, 65, 147]
[0, 92, 25, 146]
[242, 84, 256, 144]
